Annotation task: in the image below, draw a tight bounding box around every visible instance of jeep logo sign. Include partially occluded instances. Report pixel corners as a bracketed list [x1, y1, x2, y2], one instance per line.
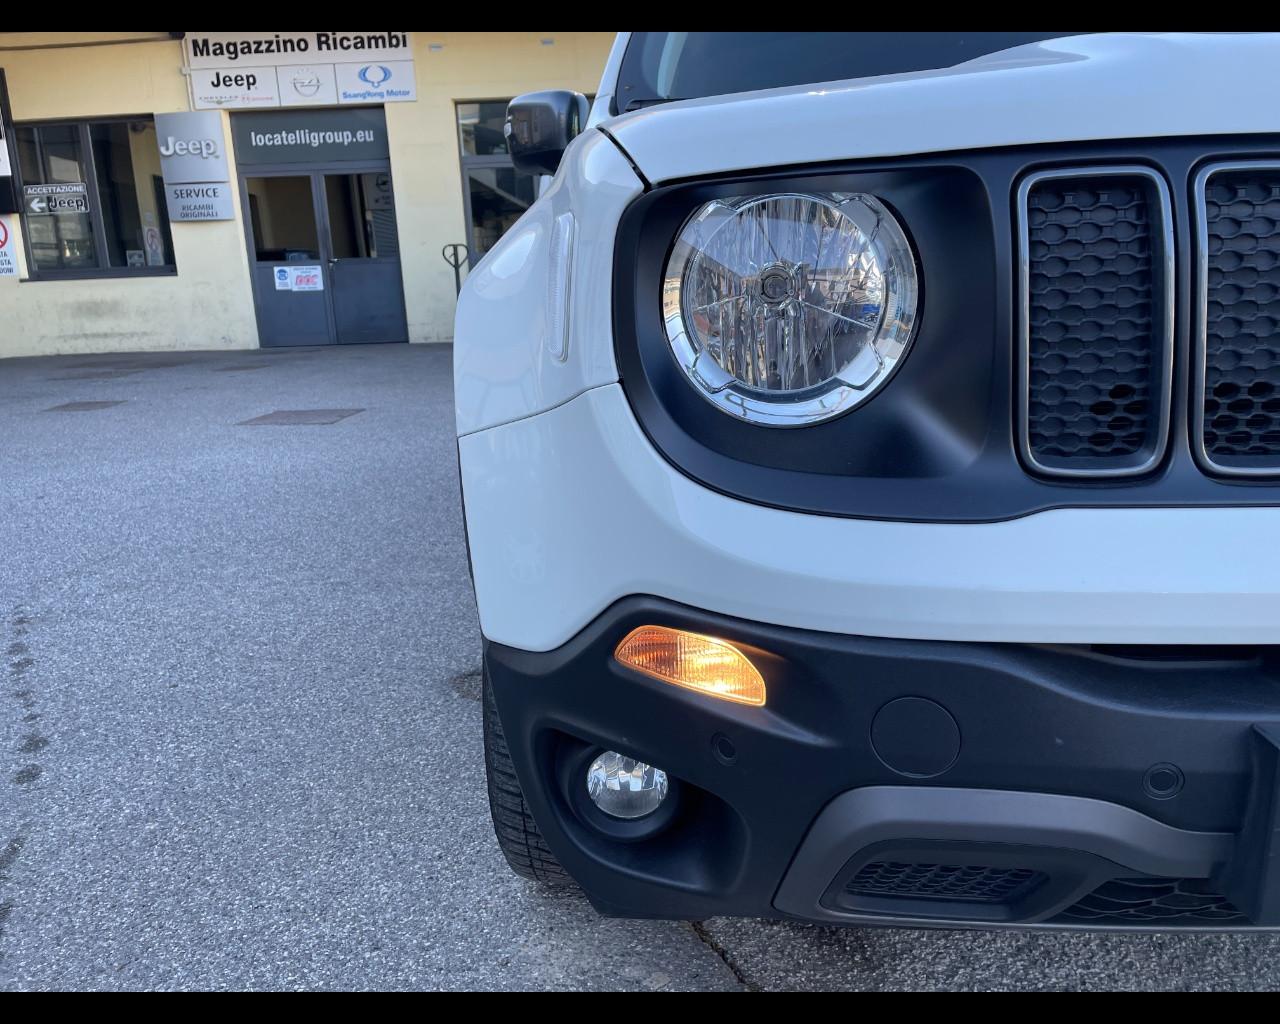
[158, 136, 219, 160]
[154, 112, 230, 184]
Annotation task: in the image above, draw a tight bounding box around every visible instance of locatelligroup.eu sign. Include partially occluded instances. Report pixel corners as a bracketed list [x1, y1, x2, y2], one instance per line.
[184, 32, 416, 110]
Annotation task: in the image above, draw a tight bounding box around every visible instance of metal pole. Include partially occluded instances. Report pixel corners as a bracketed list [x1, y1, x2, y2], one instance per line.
[442, 242, 470, 297]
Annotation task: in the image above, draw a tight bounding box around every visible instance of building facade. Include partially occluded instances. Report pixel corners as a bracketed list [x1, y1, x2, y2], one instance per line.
[0, 31, 614, 358]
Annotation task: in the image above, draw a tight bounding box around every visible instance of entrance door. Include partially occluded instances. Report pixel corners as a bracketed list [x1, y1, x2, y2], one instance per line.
[323, 171, 407, 345]
[242, 168, 407, 347]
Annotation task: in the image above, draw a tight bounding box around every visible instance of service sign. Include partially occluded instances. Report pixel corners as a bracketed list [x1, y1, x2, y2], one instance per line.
[164, 182, 235, 222]
[155, 111, 230, 184]
[24, 182, 89, 216]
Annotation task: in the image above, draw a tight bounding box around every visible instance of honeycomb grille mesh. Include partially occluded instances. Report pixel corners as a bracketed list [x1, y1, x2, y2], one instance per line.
[846, 862, 1045, 904]
[1024, 174, 1164, 470]
[1201, 168, 1280, 468]
[1056, 877, 1247, 925]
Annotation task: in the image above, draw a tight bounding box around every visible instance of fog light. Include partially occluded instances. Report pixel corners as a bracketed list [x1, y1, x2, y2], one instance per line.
[614, 626, 766, 706]
[586, 751, 669, 819]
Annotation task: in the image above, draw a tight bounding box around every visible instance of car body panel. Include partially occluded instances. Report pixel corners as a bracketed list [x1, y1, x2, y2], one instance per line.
[452, 128, 640, 437]
[459, 383, 1280, 652]
[606, 33, 1280, 184]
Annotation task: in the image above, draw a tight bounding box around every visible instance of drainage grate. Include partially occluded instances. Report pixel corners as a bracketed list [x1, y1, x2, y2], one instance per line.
[238, 408, 364, 426]
[213, 364, 271, 373]
[43, 401, 126, 412]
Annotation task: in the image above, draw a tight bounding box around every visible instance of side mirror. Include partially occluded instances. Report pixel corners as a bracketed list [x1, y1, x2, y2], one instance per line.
[505, 90, 590, 177]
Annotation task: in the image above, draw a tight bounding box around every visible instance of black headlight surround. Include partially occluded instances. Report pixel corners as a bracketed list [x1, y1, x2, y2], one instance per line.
[612, 136, 1280, 523]
[614, 159, 1000, 513]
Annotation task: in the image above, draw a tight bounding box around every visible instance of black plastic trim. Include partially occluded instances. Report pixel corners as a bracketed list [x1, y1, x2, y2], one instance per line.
[613, 135, 1280, 523]
[484, 594, 1280, 926]
[776, 786, 1230, 925]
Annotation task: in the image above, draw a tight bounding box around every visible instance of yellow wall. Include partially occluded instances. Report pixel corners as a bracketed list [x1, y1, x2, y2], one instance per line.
[387, 32, 614, 343]
[0, 31, 615, 356]
[0, 35, 259, 356]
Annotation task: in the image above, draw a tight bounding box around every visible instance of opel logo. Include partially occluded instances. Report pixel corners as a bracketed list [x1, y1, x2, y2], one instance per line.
[358, 65, 391, 88]
[292, 70, 323, 97]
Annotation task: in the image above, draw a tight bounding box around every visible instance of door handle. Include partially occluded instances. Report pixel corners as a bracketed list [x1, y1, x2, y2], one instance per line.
[328, 258, 339, 266]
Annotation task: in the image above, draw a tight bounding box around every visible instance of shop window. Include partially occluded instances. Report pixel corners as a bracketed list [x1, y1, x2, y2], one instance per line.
[14, 118, 176, 278]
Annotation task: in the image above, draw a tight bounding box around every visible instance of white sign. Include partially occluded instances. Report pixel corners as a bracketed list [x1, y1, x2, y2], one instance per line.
[0, 216, 17, 277]
[0, 136, 10, 178]
[164, 182, 235, 222]
[155, 111, 230, 183]
[184, 32, 415, 110]
[185, 32, 411, 69]
[277, 64, 338, 107]
[191, 67, 280, 110]
[289, 266, 323, 291]
[335, 61, 416, 104]
[24, 182, 89, 215]
[274, 266, 291, 290]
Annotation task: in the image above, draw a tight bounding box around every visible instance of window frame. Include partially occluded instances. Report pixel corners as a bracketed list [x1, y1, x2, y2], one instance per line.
[453, 95, 593, 267]
[13, 114, 177, 281]
[455, 97, 531, 267]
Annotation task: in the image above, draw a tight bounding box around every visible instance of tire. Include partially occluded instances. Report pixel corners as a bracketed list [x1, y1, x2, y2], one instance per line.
[483, 666, 574, 886]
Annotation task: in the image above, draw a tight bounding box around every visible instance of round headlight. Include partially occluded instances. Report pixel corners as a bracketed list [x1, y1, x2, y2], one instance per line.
[663, 192, 918, 427]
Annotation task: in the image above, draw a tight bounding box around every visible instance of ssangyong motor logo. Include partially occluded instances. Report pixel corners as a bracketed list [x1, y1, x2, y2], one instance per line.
[357, 65, 392, 89]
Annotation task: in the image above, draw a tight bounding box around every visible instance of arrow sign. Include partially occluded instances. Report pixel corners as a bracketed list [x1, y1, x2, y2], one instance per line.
[23, 182, 89, 216]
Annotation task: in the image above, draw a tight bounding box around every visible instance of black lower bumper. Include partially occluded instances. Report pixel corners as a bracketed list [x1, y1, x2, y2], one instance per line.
[484, 596, 1280, 929]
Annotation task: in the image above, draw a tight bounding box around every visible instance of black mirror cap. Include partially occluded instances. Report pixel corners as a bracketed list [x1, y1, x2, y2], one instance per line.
[505, 90, 590, 177]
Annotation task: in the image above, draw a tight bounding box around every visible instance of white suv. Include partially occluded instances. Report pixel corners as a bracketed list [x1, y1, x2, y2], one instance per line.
[454, 32, 1280, 929]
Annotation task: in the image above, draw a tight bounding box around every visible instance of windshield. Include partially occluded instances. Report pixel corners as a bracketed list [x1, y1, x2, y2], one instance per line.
[614, 32, 1087, 112]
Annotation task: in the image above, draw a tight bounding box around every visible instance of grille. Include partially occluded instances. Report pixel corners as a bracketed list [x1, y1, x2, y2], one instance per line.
[845, 862, 1045, 904]
[1019, 168, 1173, 476]
[1056, 877, 1247, 926]
[1197, 163, 1280, 474]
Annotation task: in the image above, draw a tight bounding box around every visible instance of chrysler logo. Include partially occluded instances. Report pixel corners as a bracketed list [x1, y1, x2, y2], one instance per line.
[358, 64, 391, 88]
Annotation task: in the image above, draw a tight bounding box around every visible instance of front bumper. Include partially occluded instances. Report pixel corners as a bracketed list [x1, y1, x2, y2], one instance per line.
[485, 595, 1280, 929]
[458, 383, 1280, 652]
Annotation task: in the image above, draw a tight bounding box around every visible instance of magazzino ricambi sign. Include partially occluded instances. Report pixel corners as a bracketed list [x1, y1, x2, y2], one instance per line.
[183, 32, 416, 110]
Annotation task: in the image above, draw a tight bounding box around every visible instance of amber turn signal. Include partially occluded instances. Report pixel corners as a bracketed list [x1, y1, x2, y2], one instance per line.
[614, 626, 766, 707]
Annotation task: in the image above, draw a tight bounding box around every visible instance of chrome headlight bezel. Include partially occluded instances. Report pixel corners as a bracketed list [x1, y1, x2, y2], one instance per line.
[661, 191, 920, 428]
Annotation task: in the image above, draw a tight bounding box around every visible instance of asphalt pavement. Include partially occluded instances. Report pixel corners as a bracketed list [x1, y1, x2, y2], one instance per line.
[1, 344, 1278, 991]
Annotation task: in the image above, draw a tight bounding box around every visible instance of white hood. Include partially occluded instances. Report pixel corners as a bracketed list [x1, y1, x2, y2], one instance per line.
[604, 32, 1280, 184]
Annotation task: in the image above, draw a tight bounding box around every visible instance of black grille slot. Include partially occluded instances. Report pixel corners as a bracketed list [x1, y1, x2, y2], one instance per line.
[1198, 165, 1280, 474]
[1056, 877, 1248, 926]
[845, 862, 1045, 905]
[1020, 169, 1172, 476]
